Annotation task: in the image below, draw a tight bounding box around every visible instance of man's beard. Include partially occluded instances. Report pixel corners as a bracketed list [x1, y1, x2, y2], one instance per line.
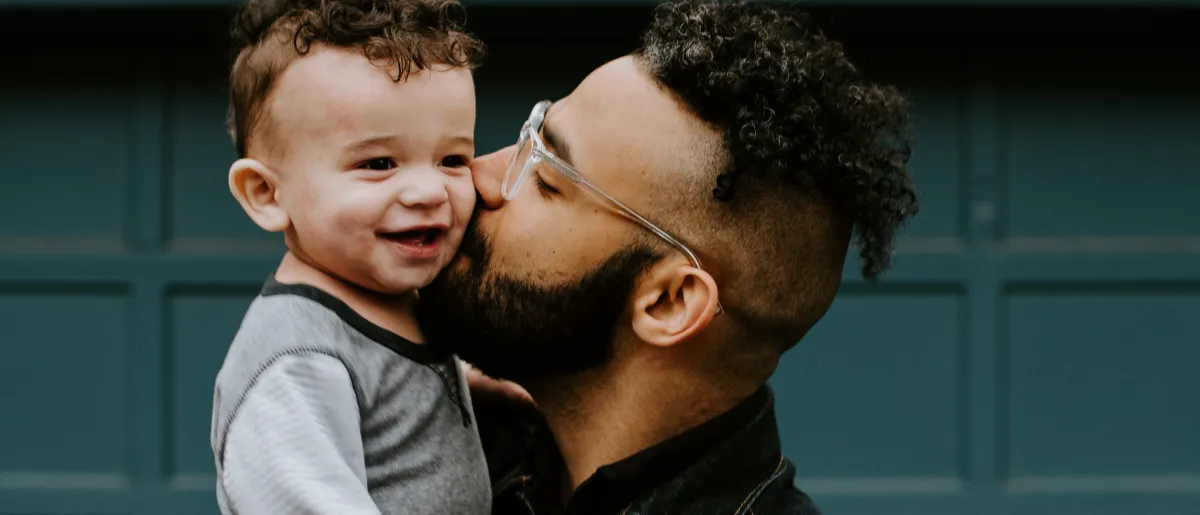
[416, 219, 660, 384]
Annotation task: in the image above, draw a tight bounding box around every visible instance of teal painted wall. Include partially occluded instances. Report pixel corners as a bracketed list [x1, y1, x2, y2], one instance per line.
[1, 4, 1198, 514]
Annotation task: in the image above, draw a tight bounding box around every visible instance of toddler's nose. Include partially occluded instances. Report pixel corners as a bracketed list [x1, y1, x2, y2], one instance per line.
[398, 169, 450, 208]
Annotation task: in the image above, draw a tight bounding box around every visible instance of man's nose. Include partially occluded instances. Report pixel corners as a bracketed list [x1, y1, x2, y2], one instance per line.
[471, 145, 513, 210]
[397, 168, 450, 208]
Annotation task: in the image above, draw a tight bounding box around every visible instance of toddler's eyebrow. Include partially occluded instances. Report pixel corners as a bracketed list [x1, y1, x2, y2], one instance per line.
[447, 135, 475, 147]
[345, 135, 399, 152]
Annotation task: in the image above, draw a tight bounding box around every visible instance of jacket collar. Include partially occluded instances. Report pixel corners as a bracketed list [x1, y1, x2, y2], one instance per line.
[480, 386, 789, 515]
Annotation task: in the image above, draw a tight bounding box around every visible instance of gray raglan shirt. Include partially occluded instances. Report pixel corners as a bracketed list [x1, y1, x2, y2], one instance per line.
[210, 278, 491, 515]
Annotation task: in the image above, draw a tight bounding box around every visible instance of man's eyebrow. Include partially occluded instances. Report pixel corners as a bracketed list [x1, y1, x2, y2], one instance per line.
[540, 117, 575, 167]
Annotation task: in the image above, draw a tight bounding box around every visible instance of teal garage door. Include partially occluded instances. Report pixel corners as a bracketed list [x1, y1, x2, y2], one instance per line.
[0, 5, 1197, 515]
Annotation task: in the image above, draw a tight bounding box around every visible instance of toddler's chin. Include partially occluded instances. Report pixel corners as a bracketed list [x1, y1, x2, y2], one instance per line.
[377, 268, 442, 295]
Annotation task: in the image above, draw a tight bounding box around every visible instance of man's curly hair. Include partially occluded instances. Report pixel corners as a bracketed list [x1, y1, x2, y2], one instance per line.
[226, 0, 484, 158]
[636, 0, 917, 281]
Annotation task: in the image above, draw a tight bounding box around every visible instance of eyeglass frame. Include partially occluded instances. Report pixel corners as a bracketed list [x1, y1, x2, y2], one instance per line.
[501, 100, 724, 315]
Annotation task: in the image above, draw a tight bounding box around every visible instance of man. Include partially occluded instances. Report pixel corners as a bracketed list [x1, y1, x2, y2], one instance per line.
[419, 0, 918, 513]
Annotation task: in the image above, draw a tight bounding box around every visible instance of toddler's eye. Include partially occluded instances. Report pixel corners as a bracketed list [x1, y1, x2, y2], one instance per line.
[441, 155, 469, 168]
[359, 158, 396, 171]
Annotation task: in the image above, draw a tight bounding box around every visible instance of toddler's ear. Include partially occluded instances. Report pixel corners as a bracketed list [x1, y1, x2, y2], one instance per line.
[228, 158, 289, 232]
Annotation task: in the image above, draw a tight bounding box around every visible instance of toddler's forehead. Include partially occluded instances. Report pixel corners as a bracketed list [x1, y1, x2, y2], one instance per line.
[270, 49, 474, 147]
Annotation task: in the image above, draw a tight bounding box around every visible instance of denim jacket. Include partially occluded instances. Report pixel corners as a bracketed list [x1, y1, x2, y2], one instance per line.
[476, 386, 823, 515]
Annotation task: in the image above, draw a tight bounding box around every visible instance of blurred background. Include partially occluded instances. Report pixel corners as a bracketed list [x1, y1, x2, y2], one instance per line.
[1, 0, 1198, 514]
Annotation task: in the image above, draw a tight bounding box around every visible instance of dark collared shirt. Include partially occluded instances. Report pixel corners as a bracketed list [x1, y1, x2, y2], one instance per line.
[476, 386, 823, 515]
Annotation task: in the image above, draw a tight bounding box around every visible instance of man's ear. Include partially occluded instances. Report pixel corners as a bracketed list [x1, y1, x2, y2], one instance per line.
[228, 158, 289, 232]
[630, 260, 720, 348]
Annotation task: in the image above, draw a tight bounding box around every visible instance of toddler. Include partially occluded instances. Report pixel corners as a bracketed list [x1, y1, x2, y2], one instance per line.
[209, 0, 490, 513]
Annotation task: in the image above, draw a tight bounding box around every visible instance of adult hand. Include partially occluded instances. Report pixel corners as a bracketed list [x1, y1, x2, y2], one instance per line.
[458, 358, 536, 407]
